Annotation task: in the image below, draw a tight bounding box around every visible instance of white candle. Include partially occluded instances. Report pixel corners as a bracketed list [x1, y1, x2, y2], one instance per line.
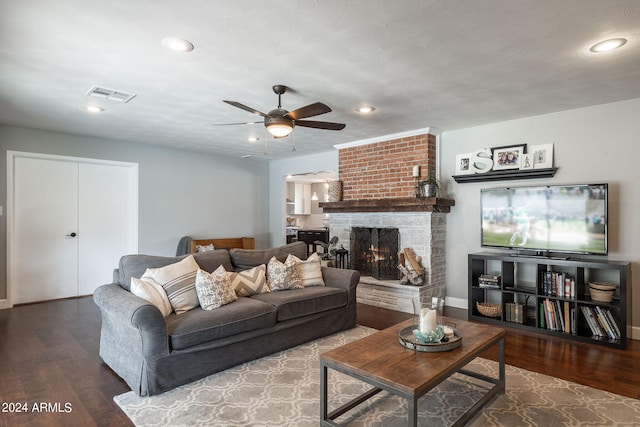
[412, 165, 420, 177]
[420, 307, 437, 333]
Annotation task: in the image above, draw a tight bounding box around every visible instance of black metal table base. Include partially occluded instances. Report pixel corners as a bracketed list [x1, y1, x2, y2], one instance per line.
[320, 338, 505, 426]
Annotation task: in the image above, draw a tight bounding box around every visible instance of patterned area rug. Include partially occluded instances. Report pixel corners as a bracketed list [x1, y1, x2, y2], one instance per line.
[114, 326, 640, 426]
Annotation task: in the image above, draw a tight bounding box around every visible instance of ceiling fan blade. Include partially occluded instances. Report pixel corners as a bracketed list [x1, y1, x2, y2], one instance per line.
[223, 100, 269, 118]
[295, 120, 346, 131]
[285, 102, 332, 120]
[212, 121, 261, 126]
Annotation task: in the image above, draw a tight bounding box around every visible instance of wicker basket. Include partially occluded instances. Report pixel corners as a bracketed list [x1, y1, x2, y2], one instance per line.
[589, 282, 616, 303]
[476, 302, 502, 318]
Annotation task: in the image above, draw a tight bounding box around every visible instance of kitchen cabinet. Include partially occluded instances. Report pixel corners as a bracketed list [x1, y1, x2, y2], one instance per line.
[294, 184, 311, 215]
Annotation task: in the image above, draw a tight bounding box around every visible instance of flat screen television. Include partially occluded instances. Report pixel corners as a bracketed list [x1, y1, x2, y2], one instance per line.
[481, 183, 608, 256]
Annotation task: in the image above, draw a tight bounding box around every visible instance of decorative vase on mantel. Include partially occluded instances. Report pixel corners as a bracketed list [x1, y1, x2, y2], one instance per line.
[327, 180, 343, 202]
[420, 183, 438, 198]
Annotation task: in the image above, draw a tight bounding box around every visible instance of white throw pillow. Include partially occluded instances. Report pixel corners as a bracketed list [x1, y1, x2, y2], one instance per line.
[230, 264, 269, 297]
[130, 277, 173, 317]
[196, 243, 215, 252]
[141, 255, 199, 315]
[267, 255, 303, 291]
[195, 266, 238, 310]
[292, 252, 325, 287]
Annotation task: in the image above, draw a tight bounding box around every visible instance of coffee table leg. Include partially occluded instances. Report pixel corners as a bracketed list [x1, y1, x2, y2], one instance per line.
[498, 336, 505, 393]
[408, 397, 418, 426]
[320, 363, 328, 423]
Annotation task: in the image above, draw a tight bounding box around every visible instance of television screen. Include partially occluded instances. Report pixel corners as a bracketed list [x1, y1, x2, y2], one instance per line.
[481, 184, 608, 255]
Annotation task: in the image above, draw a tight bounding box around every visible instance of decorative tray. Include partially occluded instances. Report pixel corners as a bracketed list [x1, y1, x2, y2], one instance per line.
[398, 325, 462, 352]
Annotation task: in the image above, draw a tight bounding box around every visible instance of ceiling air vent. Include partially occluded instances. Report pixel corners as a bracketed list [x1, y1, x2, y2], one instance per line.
[85, 86, 136, 103]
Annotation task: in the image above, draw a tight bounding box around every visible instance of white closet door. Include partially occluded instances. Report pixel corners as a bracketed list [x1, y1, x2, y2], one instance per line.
[77, 162, 137, 295]
[13, 157, 79, 303]
[9, 152, 138, 305]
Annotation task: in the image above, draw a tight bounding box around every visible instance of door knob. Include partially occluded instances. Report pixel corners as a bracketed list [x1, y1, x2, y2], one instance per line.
[66, 232, 77, 237]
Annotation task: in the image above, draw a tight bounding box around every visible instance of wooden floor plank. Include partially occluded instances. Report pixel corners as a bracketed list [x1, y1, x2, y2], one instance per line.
[0, 297, 637, 427]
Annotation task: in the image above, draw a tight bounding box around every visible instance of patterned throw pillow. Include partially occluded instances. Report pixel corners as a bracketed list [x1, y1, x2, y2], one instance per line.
[196, 243, 215, 252]
[229, 264, 269, 297]
[291, 252, 325, 287]
[195, 266, 238, 310]
[130, 277, 173, 317]
[141, 255, 199, 315]
[267, 255, 303, 291]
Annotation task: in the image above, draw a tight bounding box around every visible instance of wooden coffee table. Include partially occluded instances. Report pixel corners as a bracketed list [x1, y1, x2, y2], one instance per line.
[320, 317, 505, 426]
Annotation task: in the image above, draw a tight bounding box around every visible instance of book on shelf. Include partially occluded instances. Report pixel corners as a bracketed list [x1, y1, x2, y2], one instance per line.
[604, 309, 621, 338]
[581, 306, 607, 338]
[594, 306, 621, 339]
[478, 274, 502, 288]
[539, 271, 575, 297]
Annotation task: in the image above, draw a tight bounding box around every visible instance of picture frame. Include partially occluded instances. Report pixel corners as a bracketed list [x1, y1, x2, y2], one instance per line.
[530, 143, 554, 169]
[519, 152, 534, 170]
[455, 153, 474, 175]
[491, 145, 526, 171]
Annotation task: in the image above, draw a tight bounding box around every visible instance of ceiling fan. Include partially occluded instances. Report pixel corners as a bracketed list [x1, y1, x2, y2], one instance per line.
[221, 85, 346, 138]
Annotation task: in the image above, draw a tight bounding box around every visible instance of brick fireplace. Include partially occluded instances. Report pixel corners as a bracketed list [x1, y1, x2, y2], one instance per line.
[320, 130, 454, 313]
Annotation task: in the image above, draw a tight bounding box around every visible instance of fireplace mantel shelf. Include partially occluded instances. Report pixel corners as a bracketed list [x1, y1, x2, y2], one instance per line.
[319, 197, 455, 213]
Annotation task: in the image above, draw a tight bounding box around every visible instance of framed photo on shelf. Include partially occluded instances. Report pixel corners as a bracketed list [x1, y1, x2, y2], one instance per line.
[519, 152, 534, 170]
[455, 153, 474, 175]
[491, 145, 525, 171]
[530, 143, 554, 169]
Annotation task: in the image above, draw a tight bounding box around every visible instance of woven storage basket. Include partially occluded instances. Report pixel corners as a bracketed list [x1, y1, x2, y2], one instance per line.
[476, 302, 502, 317]
[589, 282, 616, 303]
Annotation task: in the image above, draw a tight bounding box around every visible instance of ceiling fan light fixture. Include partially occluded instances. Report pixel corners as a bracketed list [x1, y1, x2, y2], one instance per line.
[589, 37, 627, 53]
[265, 115, 294, 137]
[266, 123, 293, 137]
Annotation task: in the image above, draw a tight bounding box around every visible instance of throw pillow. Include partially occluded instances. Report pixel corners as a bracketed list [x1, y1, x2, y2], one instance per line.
[141, 255, 199, 315]
[196, 243, 215, 252]
[292, 252, 325, 287]
[267, 255, 303, 291]
[195, 266, 238, 310]
[130, 277, 173, 317]
[229, 264, 269, 297]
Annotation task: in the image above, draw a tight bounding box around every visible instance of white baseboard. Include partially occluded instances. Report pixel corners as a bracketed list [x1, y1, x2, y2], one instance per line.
[630, 325, 640, 341]
[0, 298, 12, 310]
[445, 296, 467, 310]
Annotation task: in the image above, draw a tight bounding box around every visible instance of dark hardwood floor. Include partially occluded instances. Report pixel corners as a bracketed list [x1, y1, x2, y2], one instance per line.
[1, 297, 638, 427]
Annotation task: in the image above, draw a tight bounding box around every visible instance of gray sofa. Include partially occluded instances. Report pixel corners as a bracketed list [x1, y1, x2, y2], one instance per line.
[93, 242, 359, 396]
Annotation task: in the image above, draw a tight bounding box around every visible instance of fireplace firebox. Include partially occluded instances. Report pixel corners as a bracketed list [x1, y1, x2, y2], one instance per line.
[350, 227, 400, 280]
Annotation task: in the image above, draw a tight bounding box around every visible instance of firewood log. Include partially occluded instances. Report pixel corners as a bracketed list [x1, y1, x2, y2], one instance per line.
[403, 248, 424, 275]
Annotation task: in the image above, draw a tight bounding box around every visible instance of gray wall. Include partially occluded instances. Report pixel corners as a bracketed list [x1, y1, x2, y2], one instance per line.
[1, 125, 270, 300]
[440, 98, 640, 336]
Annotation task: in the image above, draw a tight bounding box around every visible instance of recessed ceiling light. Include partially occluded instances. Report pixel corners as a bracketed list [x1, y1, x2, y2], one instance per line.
[161, 37, 194, 52]
[248, 137, 259, 142]
[83, 105, 104, 113]
[356, 106, 375, 113]
[589, 38, 627, 53]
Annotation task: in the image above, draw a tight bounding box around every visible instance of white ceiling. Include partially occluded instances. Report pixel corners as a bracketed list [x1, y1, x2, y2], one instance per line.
[1, 1, 639, 160]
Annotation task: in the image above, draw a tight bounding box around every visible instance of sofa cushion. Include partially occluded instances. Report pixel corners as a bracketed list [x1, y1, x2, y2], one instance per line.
[230, 241, 307, 270]
[117, 250, 233, 291]
[292, 253, 325, 287]
[250, 287, 347, 322]
[267, 255, 303, 291]
[130, 277, 173, 317]
[141, 255, 200, 315]
[195, 266, 238, 310]
[230, 264, 269, 297]
[166, 297, 277, 350]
